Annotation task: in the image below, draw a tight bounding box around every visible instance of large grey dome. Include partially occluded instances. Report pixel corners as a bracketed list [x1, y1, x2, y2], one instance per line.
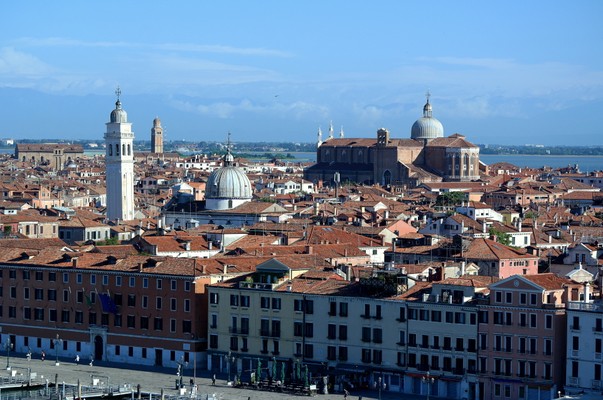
[411, 98, 444, 141]
[110, 100, 128, 123]
[206, 166, 252, 200]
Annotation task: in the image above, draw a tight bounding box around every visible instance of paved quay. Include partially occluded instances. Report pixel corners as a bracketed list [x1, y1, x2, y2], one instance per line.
[2, 354, 433, 400]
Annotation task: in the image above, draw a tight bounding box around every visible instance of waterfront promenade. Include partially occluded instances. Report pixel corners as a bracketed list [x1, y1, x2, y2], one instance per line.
[2, 354, 432, 400]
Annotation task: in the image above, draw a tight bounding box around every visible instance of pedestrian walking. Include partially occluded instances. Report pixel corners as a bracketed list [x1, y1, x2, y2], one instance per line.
[212, 374, 216, 386]
[75, 354, 80, 364]
[89, 355, 94, 366]
[41, 351, 45, 361]
[344, 389, 349, 399]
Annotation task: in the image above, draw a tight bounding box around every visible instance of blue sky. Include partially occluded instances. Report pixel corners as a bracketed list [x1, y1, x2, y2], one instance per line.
[1, 1, 602, 145]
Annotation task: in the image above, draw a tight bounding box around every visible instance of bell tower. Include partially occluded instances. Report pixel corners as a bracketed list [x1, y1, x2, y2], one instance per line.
[104, 87, 135, 221]
[151, 117, 163, 153]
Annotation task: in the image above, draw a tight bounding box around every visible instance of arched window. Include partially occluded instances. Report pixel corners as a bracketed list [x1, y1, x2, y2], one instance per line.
[116, 144, 120, 156]
[108, 145, 112, 156]
[122, 144, 126, 156]
[383, 170, 392, 186]
[127, 144, 131, 156]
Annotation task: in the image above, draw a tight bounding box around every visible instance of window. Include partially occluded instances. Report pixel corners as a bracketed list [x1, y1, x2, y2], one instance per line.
[209, 292, 219, 304]
[171, 280, 177, 291]
[339, 302, 348, 317]
[154, 317, 163, 330]
[495, 291, 502, 303]
[156, 279, 162, 290]
[140, 316, 149, 330]
[170, 298, 177, 311]
[102, 275, 109, 285]
[339, 325, 348, 341]
[127, 294, 136, 307]
[328, 324, 337, 340]
[505, 292, 512, 303]
[530, 314, 537, 328]
[530, 293, 537, 305]
[329, 301, 336, 316]
[398, 307, 406, 322]
[156, 297, 162, 310]
[184, 299, 190, 312]
[143, 278, 148, 288]
[129, 277, 135, 287]
[304, 344, 314, 358]
[240, 295, 250, 307]
[116, 276, 122, 286]
[230, 294, 239, 307]
[271, 298, 281, 310]
[327, 346, 336, 361]
[90, 274, 96, 285]
[127, 315, 135, 328]
[142, 296, 148, 308]
[373, 328, 383, 343]
[170, 319, 176, 333]
[261, 297, 270, 309]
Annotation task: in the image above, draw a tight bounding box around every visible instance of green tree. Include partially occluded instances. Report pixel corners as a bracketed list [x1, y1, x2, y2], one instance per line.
[436, 192, 466, 207]
[489, 227, 511, 246]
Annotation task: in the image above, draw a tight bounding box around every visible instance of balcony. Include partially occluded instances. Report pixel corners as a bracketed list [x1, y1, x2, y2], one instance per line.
[372, 315, 383, 320]
[229, 327, 239, 334]
[238, 281, 278, 291]
[596, 353, 602, 360]
[594, 327, 603, 333]
[361, 314, 371, 319]
[453, 368, 466, 375]
[240, 347, 249, 353]
[572, 350, 579, 357]
[259, 329, 271, 337]
[592, 380, 601, 390]
[569, 377, 580, 386]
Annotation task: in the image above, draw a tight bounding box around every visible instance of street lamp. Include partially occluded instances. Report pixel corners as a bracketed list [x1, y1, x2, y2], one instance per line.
[189, 334, 197, 385]
[422, 372, 435, 400]
[225, 351, 233, 382]
[53, 334, 63, 366]
[4, 341, 13, 370]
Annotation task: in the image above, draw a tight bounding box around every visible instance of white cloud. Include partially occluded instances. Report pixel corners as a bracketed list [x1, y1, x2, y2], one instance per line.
[0, 47, 54, 77]
[14, 37, 292, 57]
[169, 97, 328, 120]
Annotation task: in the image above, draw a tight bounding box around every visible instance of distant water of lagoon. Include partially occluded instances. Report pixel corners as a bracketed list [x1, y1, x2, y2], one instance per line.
[2, 147, 602, 172]
[480, 154, 603, 171]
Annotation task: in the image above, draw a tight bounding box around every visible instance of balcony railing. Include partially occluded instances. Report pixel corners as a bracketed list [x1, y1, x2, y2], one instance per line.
[569, 377, 580, 385]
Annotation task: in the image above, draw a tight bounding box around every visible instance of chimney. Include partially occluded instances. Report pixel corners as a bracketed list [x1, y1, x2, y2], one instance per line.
[72, 257, 78, 268]
[305, 245, 313, 255]
[460, 261, 466, 276]
[208, 241, 213, 250]
[223, 264, 228, 274]
[584, 282, 591, 303]
[138, 263, 143, 272]
[202, 265, 207, 274]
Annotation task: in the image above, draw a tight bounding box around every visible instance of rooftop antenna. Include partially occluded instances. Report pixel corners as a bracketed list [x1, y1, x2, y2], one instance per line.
[115, 86, 121, 102]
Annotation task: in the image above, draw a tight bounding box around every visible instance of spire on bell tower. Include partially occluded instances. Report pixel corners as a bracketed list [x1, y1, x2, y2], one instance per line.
[339, 125, 344, 138]
[328, 121, 334, 139]
[317, 126, 323, 148]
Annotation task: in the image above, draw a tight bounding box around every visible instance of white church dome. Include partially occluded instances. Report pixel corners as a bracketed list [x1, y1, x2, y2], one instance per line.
[205, 148, 252, 210]
[411, 97, 444, 141]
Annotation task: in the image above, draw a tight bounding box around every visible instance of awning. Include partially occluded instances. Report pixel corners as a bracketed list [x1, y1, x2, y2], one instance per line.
[336, 364, 370, 373]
